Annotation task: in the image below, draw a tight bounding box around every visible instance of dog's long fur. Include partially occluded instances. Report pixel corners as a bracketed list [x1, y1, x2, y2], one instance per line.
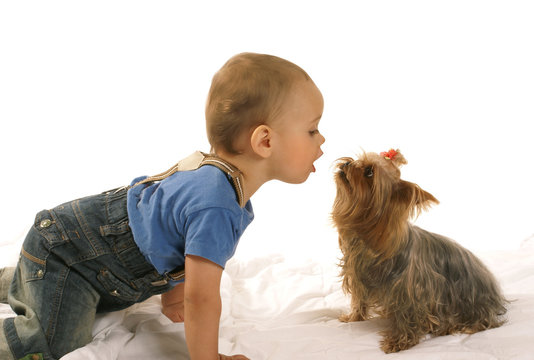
[332, 150, 508, 353]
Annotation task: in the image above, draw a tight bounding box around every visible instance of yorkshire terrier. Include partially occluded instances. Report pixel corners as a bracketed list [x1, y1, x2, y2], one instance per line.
[332, 149, 508, 353]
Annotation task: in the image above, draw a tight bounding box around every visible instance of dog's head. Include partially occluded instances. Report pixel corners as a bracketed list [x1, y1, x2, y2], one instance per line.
[332, 149, 439, 256]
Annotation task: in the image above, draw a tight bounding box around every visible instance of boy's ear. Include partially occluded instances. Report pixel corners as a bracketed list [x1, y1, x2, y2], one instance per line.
[250, 125, 273, 158]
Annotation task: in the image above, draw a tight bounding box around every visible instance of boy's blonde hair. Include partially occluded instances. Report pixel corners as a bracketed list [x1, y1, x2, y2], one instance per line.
[206, 52, 311, 154]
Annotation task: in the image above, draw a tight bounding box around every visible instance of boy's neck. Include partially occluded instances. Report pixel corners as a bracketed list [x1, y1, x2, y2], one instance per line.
[214, 151, 269, 205]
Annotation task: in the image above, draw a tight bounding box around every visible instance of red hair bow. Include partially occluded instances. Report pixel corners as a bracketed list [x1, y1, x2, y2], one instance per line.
[380, 149, 398, 160]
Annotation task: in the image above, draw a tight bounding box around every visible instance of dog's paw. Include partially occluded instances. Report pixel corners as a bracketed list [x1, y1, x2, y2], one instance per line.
[339, 312, 365, 322]
[380, 339, 403, 354]
[379, 331, 419, 353]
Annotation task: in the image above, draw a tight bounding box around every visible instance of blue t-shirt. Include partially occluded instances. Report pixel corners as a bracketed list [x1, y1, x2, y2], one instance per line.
[126, 165, 254, 283]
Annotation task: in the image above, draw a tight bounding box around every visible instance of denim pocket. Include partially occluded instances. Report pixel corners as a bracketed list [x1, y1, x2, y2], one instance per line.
[97, 268, 141, 302]
[20, 209, 66, 281]
[20, 221, 51, 282]
[20, 247, 46, 282]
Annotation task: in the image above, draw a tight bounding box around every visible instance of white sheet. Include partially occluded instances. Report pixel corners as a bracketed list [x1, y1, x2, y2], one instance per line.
[1, 231, 533, 359]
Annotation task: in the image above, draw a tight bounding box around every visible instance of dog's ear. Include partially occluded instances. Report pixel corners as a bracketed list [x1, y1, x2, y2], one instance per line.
[396, 180, 439, 218]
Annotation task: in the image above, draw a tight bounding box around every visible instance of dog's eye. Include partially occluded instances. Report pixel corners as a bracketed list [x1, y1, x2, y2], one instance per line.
[364, 166, 373, 178]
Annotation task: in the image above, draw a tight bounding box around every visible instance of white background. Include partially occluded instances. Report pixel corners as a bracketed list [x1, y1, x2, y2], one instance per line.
[1, 1, 532, 261]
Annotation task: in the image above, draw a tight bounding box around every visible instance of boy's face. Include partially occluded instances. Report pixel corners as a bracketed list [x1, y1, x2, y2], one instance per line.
[270, 80, 325, 184]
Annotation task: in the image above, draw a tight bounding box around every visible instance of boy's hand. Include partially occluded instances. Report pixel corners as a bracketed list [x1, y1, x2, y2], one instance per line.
[219, 354, 250, 360]
[161, 282, 185, 322]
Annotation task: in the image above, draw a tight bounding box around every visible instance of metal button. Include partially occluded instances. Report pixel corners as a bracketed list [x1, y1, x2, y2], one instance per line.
[36, 270, 44, 278]
[110, 289, 120, 297]
[150, 279, 168, 286]
[39, 219, 52, 228]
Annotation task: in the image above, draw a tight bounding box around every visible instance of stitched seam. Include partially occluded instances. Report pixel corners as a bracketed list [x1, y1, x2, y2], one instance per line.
[46, 266, 69, 347]
[203, 159, 233, 173]
[4, 318, 23, 358]
[21, 248, 46, 265]
[72, 200, 100, 255]
[234, 177, 244, 206]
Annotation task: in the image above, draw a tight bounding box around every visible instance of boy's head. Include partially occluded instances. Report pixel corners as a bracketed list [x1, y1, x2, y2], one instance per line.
[206, 52, 313, 155]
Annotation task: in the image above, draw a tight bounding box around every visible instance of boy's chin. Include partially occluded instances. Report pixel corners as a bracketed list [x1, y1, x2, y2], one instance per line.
[284, 172, 312, 184]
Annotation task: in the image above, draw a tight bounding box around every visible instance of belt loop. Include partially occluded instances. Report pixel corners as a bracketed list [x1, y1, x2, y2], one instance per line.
[150, 278, 169, 286]
[164, 268, 185, 282]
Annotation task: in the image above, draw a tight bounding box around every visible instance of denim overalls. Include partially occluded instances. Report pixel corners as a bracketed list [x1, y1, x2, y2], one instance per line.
[0, 152, 245, 360]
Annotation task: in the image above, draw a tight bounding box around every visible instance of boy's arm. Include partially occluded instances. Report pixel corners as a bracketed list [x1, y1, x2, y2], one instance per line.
[184, 254, 221, 359]
[185, 255, 239, 360]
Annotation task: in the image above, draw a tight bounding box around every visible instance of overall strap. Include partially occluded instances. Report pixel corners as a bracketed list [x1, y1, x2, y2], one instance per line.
[200, 153, 245, 208]
[129, 151, 246, 207]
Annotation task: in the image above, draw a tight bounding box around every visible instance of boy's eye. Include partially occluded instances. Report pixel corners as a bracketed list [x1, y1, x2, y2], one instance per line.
[309, 129, 319, 136]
